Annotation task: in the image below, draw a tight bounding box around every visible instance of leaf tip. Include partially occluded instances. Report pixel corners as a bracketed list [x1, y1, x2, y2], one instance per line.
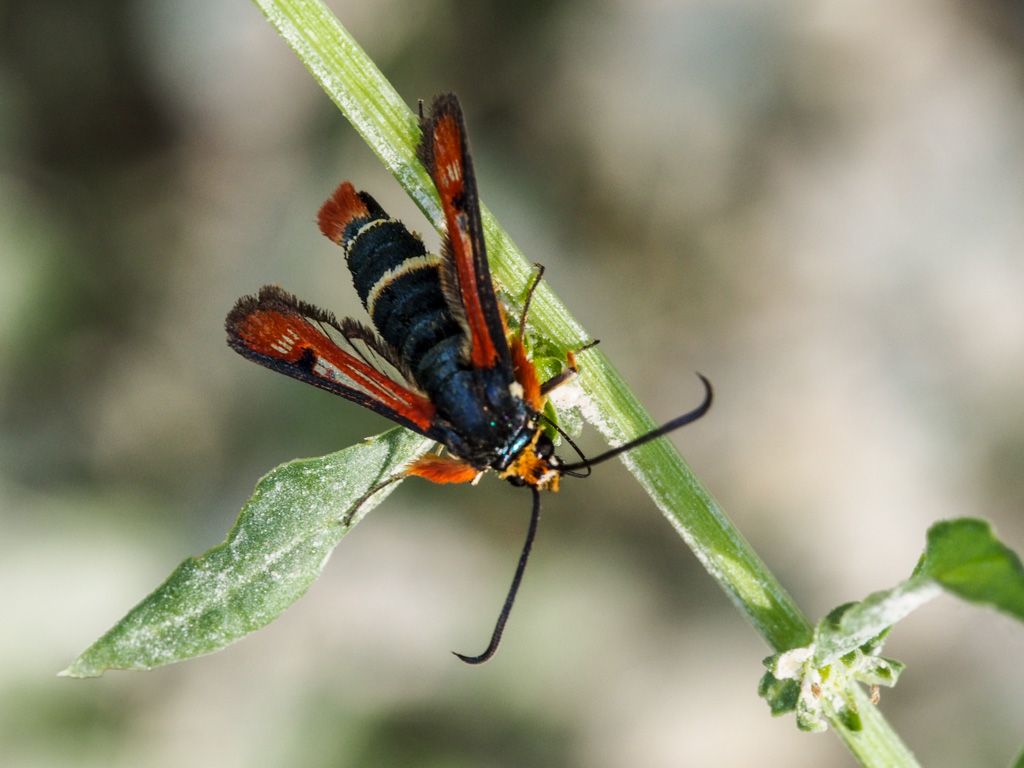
[57, 660, 101, 679]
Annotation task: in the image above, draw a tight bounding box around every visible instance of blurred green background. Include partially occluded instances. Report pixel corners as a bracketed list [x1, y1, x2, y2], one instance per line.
[3, 0, 1023, 766]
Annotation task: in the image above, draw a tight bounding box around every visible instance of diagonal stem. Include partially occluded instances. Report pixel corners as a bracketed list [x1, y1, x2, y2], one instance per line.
[250, 1, 920, 764]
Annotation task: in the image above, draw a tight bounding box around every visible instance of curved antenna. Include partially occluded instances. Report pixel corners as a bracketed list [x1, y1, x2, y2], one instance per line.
[557, 374, 713, 473]
[537, 412, 592, 478]
[454, 486, 542, 664]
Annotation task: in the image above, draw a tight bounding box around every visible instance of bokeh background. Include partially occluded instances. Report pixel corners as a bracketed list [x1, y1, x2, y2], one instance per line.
[3, 0, 1023, 766]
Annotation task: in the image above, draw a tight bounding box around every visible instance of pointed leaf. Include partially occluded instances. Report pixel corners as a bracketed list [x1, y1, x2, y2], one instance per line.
[62, 428, 433, 677]
[918, 518, 1024, 620]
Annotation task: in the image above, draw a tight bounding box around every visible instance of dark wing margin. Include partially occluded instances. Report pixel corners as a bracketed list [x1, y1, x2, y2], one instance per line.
[418, 93, 511, 372]
[226, 286, 440, 438]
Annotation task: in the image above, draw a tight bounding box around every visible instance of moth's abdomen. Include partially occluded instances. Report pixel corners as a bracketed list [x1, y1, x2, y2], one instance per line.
[367, 260, 464, 387]
[318, 182, 465, 393]
[346, 219, 433, 307]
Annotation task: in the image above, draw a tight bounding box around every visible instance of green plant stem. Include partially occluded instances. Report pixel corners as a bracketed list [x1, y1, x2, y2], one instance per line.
[251, 0, 919, 763]
[837, 687, 920, 766]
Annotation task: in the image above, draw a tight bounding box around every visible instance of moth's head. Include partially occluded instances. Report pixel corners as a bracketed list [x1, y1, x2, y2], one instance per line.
[500, 429, 560, 491]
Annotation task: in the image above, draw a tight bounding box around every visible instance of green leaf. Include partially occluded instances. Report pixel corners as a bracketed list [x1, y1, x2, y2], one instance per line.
[918, 518, 1024, 619]
[758, 669, 801, 716]
[855, 655, 905, 688]
[814, 518, 1024, 665]
[61, 428, 433, 678]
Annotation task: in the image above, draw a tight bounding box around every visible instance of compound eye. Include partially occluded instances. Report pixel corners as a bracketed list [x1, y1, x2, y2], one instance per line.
[536, 433, 555, 459]
[507, 475, 527, 487]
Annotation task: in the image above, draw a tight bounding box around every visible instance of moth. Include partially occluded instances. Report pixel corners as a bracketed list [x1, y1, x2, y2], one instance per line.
[226, 93, 711, 663]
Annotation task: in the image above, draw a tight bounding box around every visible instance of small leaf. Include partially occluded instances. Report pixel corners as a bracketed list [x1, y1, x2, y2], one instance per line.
[814, 579, 941, 664]
[62, 428, 433, 678]
[814, 517, 1024, 665]
[918, 518, 1024, 621]
[856, 656, 905, 688]
[794, 675, 828, 733]
[758, 670, 800, 715]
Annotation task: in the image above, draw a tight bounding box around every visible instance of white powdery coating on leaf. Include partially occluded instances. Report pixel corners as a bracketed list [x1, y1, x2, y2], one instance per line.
[774, 646, 814, 679]
[545, 378, 587, 439]
[815, 578, 943, 663]
[571, 382, 618, 443]
[65, 430, 434, 676]
[547, 377, 589, 417]
[855, 580, 943, 627]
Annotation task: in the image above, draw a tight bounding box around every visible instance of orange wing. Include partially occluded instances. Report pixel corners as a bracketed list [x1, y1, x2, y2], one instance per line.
[419, 93, 511, 372]
[226, 286, 438, 436]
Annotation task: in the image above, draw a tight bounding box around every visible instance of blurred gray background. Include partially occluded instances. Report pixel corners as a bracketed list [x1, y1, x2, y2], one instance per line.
[2, 0, 1023, 766]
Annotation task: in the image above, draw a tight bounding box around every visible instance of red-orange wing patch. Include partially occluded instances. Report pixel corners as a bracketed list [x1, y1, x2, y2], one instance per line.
[420, 94, 510, 372]
[226, 286, 438, 436]
[317, 181, 371, 244]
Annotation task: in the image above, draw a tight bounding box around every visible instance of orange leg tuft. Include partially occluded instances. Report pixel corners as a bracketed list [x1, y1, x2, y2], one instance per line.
[406, 455, 480, 484]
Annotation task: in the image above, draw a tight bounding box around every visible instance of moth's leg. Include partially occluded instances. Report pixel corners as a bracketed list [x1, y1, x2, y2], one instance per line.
[539, 340, 599, 396]
[518, 263, 545, 333]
